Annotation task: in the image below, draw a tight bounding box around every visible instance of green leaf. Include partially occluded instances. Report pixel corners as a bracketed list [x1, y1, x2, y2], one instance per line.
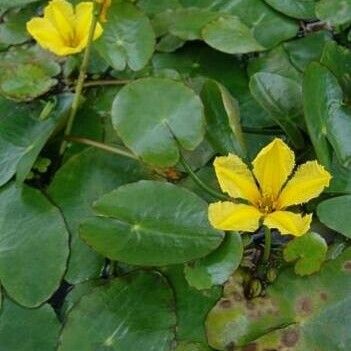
[80, 180, 224, 266]
[284, 31, 332, 72]
[0, 46, 60, 101]
[163, 265, 221, 344]
[283, 232, 328, 276]
[0, 94, 72, 187]
[321, 41, 351, 99]
[95, 0, 155, 71]
[111, 78, 205, 167]
[206, 247, 351, 350]
[0, 299, 60, 351]
[0, 6, 36, 46]
[200, 80, 246, 158]
[249, 72, 305, 148]
[316, 0, 351, 26]
[184, 233, 243, 290]
[0, 0, 40, 8]
[58, 271, 176, 351]
[264, 0, 316, 20]
[175, 341, 212, 351]
[302, 63, 336, 167]
[0, 184, 69, 307]
[48, 148, 149, 284]
[202, 16, 265, 54]
[217, 0, 299, 49]
[156, 8, 220, 40]
[317, 195, 351, 238]
[248, 45, 301, 82]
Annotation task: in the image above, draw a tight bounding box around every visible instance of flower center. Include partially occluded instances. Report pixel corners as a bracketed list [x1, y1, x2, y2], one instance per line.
[257, 194, 277, 214]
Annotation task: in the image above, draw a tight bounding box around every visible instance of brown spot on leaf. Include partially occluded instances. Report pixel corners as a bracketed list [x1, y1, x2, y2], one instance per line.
[282, 329, 300, 347]
[242, 343, 257, 351]
[320, 292, 328, 301]
[297, 297, 313, 314]
[343, 261, 351, 272]
[220, 299, 232, 308]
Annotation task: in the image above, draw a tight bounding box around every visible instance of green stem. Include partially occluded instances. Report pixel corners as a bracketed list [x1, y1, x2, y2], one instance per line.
[66, 136, 138, 160]
[83, 79, 131, 88]
[59, 3, 100, 156]
[263, 226, 272, 263]
[179, 152, 229, 201]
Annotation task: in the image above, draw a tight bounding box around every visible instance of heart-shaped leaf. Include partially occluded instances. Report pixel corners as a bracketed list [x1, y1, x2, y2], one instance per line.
[111, 78, 205, 167]
[95, 0, 155, 71]
[80, 180, 224, 266]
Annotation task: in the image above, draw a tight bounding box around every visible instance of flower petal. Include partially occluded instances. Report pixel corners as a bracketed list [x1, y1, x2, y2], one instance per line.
[75, 2, 103, 48]
[26, 18, 69, 56]
[44, 0, 75, 43]
[277, 161, 332, 208]
[208, 201, 262, 232]
[252, 138, 295, 199]
[264, 211, 312, 236]
[214, 154, 261, 204]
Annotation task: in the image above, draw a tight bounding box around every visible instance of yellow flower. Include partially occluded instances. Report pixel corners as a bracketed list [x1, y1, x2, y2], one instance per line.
[26, 0, 103, 56]
[208, 138, 332, 236]
[96, 0, 111, 22]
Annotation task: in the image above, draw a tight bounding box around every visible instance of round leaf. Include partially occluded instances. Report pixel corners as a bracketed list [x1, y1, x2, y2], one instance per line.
[202, 16, 265, 54]
[58, 271, 176, 351]
[112, 78, 205, 167]
[80, 180, 224, 266]
[95, 1, 155, 71]
[0, 184, 69, 307]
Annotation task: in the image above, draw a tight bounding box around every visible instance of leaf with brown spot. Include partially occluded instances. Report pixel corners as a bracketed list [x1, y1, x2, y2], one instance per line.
[206, 248, 351, 350]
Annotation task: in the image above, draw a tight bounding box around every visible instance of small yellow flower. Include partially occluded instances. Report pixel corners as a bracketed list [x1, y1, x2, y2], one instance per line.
[96, 0, 111, 22]
[208, 138, 332, 236]
[26, 0, 103, 56]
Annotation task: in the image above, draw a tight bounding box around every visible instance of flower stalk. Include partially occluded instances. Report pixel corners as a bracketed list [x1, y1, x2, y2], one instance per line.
[59, 3, 101, 156]
[262, 226, 272, 263]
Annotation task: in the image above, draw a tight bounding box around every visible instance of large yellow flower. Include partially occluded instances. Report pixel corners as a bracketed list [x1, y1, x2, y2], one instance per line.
[26, 0, 103, 56]
[208, 138, 332, 236]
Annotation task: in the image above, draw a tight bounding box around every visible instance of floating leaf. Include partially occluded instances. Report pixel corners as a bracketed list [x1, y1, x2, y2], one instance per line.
[0, 299, 60, 351]
[206, 248, 351, 350]
[95, 0, 155, 71]
[283, 232, 328, 276]
[48, 148, 149, 284]
[112, 78, 205, 167]
[184, 233, 243, 290]
[80, 181, 224, 266]
[317, 195, 351, 238]
[202, 16, 265, 54]
[0, 184, 69, 307]
[58, 271, 176, 351]
[264, 0, 316, 20]
[0, 46, 60, 101]
[0, 94, 72, 187]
